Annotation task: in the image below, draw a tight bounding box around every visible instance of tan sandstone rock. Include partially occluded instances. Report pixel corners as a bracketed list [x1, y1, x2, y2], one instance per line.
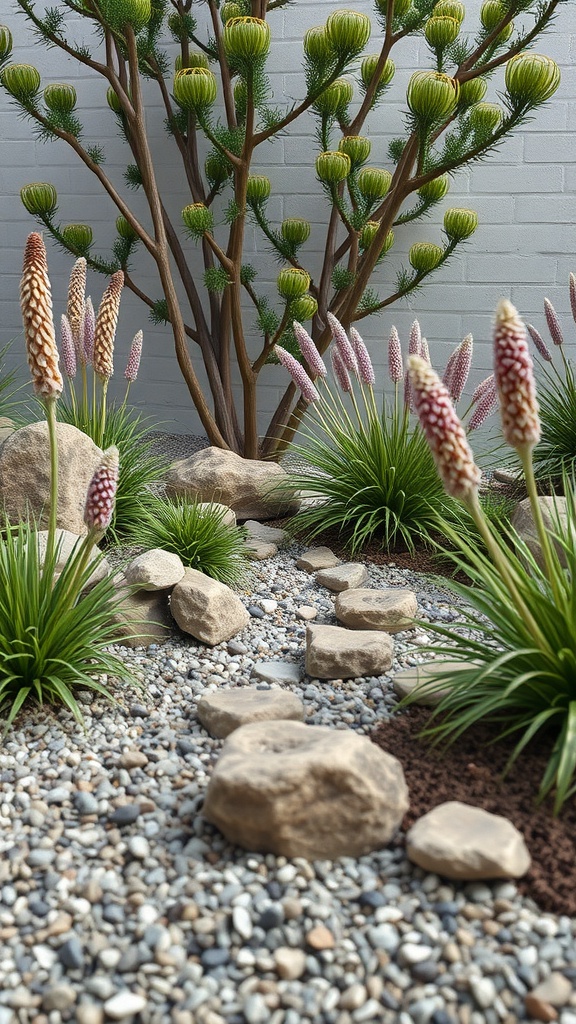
[112, 586, 173, 648]
[197, 688, 305, 738]
[124, 549, 186, 591]
[203, 720, 409, 859]
[170, 568, 249, 645]
[0, 421, 103, 535]
[164, 447, 298, 520]
[315, 563, 368, 592]
[335, 588, 417, 633]
[305, 624, 394, 680]
[511, 495, 569, 570]
[0, 416, 15, 446]
[406, 801, 531, 880]
[392, 661, 472, 706]
[296, 547, 341, 572]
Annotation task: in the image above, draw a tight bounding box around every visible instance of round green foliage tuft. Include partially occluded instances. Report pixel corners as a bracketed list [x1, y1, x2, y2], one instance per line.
[20, 182, 58, 216]
[62, 223, 93, 251]
[468, 101, 503, 133]
[433, 0, 465, 23]
[281, 218, 311, 246]
[290, 294, 318, 321]
[182, 203, 214, 238]
[303, 25, 331, 64]
[417, 174, 449, 202]
[357, 166, 392, 201]
[409, 242, 444, 273]
[314, 78, 353, 117]
[338, 135, 371, 167]
[175, 52, 209, 71]
[133, 497, 250, 586]
[173, 68, 218, 110]
[98, 0, 151, 32]
[505, 52, 561, 107]
[116, 215, 139, 240]
[458, 76, 487, 108]
[361, 54, 395, 90]
[425, 16, 460, 49]
[2, 63, 41, 100]
[316, 150, 351, 184]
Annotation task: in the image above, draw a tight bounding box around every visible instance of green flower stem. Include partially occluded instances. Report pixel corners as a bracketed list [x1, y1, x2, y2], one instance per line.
[68, 376, 78, 421]
[98, 378, 109, 449]
[81, 361, 88, 417]
[519, 443, 563, 606]
[44, 396, 59, 567]
[58, 527, 100, 612]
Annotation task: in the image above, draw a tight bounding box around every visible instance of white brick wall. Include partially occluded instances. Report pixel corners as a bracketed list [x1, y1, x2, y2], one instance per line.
[0, 0, 574, 434]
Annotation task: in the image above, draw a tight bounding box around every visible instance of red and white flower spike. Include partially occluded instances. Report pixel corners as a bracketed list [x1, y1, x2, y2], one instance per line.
[388, 326, 403, 384]
[293, 321, 327, 378]
[331, 348, 353, 394]
[82, 297, 95, 366]
[124, 330, 143, 383]
[544, 297, 564, 347]
[442, 343, 459, 394]
[84, 446, 119, 532]
[449, 334, 473, 403]
[570, 273, 576, 325]
[409, 355, 481, 501]
[60, 314, 77, 379]
[494, 298, 540, 453]
[420, 336, 430, 365]
[349, 327, 375, 386]
[275, 345, 320, 403]
[468, 377, 498, 432]
[409, 319, 422, 356]
[471, 373, 496, 405]
[327, 312, 358, 374]
[526, 322, 552, 362]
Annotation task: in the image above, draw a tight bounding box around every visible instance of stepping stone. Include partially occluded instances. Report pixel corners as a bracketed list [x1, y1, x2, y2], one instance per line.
[247, 540, 278, 560]
[250, 662, 303, 686]
[124, 549, 185, 591]
[406, 801, 531, 880]
[315, 563, 368, 592]
[296, 546, 340, 572]
[392, 661, 470, 706]
[197, 688, 305, 738]
[203, 720, 408, 859]
[244, 520, 289, 547]
[306, 624, 393, 680]
[170, 568, 249, 645]
[335, 588, 417, 633]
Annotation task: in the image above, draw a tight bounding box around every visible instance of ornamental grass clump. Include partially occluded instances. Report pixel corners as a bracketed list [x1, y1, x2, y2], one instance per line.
[0, 233, 132, 734]
[406, 298, 576, 813]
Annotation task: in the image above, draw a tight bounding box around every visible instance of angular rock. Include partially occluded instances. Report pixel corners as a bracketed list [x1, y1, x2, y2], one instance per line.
[296, 546, 341, 572]
[315, 563, 369, 592]
[392, 661, 471, 706]
[244, 520, 289, 547]
[198, 501, 236, 526]
[112, 585, 173, 648]
[164, 446, 298, 520]
[250, 661, 303, 686]
[170, 568, 249, 645]
[406, 801, 531, 880]
[511, 496, 569, 570]
[0, 421, 103, 534]
[124, 548, 185, 591]
[247, 540, 278, 561]
[306, 624, 393, 680]
[203, 720, 408, 858]
[335, 588, 417, 633]
[197, 688, 305, 738]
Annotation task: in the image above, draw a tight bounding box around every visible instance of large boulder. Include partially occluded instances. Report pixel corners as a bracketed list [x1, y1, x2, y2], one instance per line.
[0, 421, 103, 535]
[406, 801, 531, 880]
[511, 495, 569, 571]
[197, 688, 305, 738]
[335, 588, 418, 633]
[203, 720, 408, 858]
[170, 568, 249, 645]
[164, 447, 298, 520]
[306, 624, 394, 680]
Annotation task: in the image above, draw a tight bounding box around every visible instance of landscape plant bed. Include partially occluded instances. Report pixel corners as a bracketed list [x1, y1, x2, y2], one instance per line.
[371, 704, 576, 917]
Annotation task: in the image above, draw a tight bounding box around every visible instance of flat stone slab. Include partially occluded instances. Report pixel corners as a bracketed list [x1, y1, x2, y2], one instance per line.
[315, 563, 368, 592]
[335, 588, 418, 633]
[392, 661, 470, 706]
[406, 801, 531, 880]
[247, 540, 278, 560]
[197, 688, 305, 738]
[296, 547, 341, 572]
[250, 662, 303, 686]
[306, 624, 394, 680]
[124, 549, 185, 591]
[198, 501, 236, 527]
[244, 520, 289, 546]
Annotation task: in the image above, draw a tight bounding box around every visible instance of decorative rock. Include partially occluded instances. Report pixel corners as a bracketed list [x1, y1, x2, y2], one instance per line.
[244, 520, 289, 546]
[76, 1005, 104, 1024]
[296, 547, 341, 572]
[203, 720, 408, 858]
[0, 415, 15, 445]
[198, 501, 236, 526]
[315, 563, 369, 592]
[335, 588, 418, 633]
[42, 985, 77, 1012]
[392, 661, 471, 706]
[406, 801, 531, 880]
[0, 421, 103, 534]
[530, 974, 573, 1007]
[124, 549, 185, 591]
[250, 661, 303, 686]
[103, 992, 147, 1020]
[274, 947, 306, 980]
[524, 995, 559, 1022]
[512, 496, 568, 570]
[197, 687, 305, 738]
[120, 749, 148, 770]
[112, 585, 173, 648]
[296, 605, 317, 620]
[306, 925, 335, 950]
[247, 540, 278, 560]
[164, 446, 298, 519]
[170, 568, 249, 645]
[306, 623, 394, 680]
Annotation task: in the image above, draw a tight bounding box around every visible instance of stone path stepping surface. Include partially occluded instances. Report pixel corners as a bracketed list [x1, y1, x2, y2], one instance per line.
[296, 546, 341, 571]
[306, 623, 394, 680]
[392, 660, 471, 705]
[335, 587, 418, 632]
[250, 660, 303, 685]
[315, 562, 369, 591]
[197, 687, 305, 738]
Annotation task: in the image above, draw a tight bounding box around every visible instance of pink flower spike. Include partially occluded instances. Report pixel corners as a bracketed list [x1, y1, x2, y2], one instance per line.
[471, 373, 495, 405]
[326, 312, 358, 374]
[468, 378, 498, 432]
[409, 319, 422, 356]
[570, 273, 576, 325]
[544, 297, 564, 346]
[450, 334, 473, 404]
[388, 326, 403, 384]
[293, 321, 327, 378]
[60, 314, 77, 379]
[349, 327, 375, 386]
[526, 323, 552, 362]
[82, 297, 95, 366]
[331, 348, 353, 394]
[409, 355, 481, 501]
[494, 298, 540, 452]
[275, 345, 320, 403]
[124, 330, 143, 382]
[420, 337, 430, 364]
[442, 343, 459, 394]
[84, 445, 119, 532]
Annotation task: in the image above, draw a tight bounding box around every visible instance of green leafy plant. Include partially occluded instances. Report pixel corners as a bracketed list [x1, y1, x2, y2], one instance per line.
[0, 0, 564, 458]
[133, 496, 250, 587]
[276, 316, 497, 553]
[405, 298, 576, 813]
[1, 232, 133, 733]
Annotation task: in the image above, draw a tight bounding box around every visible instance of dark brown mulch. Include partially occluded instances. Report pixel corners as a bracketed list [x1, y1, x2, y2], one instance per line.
[371, 706, 576, 916]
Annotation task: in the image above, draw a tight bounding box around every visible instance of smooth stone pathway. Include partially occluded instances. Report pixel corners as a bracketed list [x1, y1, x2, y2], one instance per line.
[315, 562, 369, 591]
[197, 687, 305, 738]
[335, 587, 418, 633]
[306, 623, 394, 679]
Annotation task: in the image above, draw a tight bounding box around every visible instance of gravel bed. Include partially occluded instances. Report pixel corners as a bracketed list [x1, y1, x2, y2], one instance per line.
[1, 541, 575, 1024]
